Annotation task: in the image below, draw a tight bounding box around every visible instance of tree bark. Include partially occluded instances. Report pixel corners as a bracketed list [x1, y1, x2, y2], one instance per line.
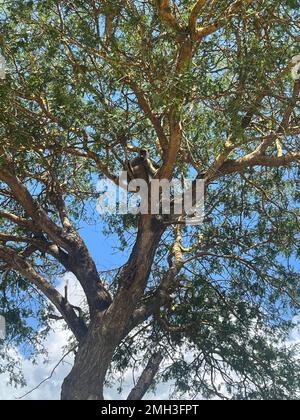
[61, 216, 165, 400]
[61, 316, 113, 400]
[127, 353, 163, 400]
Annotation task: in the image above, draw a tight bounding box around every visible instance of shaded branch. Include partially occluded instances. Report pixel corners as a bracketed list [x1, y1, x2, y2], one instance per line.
[127, 352, 163, 400]
[0, 245, 88, 342]
[0, 210, 36, 230]
[0, 161, 70, 251]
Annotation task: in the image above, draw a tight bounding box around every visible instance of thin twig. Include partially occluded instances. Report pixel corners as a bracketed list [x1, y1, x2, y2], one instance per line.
[17, 347, 76, 400]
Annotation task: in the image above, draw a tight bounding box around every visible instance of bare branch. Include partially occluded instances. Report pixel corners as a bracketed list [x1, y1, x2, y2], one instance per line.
[18, 346, 76, 400]
[194, 0, 255, 41]
[127, 352, 163, 400]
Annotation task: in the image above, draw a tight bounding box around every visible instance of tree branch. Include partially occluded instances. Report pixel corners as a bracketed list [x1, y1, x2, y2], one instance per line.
[155, 0, 181, 32]
[194, 0, 255, 41]
[0, 210, 36, 230]
[127, 352, 163, 400]
[0, 156, 112, 316]
[128, 80, 169, 155]
[0, 245, 87, 342]
[217, 152, 300, 180]
[158, 113, 183, 180]
[0, 162, 70, 251]
[104, 216, 165, 342]
[189, 1, 207, 34]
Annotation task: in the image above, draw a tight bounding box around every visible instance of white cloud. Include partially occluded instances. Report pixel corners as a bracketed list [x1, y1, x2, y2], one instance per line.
[0, 327, 73, 400]
[0, 274, 78, 400]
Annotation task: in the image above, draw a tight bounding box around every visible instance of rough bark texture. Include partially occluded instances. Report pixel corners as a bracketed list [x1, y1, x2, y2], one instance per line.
[61, 215, 165, 400]
[61, 316, 112, 400]
[127, 353, 164, 400]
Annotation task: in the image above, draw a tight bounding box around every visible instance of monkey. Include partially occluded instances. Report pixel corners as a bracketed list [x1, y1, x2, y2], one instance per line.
[126, 149, 160, 203]
[128, 149, 159, 184]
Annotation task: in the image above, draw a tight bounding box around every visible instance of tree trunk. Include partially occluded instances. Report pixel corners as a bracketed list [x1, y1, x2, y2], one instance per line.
[61, 318, 113, 400]
[61, 216, 165, 400]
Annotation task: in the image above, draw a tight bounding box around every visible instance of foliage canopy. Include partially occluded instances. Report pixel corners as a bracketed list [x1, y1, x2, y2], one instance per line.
[0, 0, 300, 400]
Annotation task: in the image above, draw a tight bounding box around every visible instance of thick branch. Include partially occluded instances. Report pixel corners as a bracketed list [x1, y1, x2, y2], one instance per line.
[0, 164, 70, 250]
[217, 152, 300, 180]
[155, 0, 181, 32]
[0, 245, 87, 342]
[158, 113, 182, 180]
[0, 210, 36, 230]
[189, 1, 206, 34]
[103, 216, 165, 341]
[127, 353, 163, 400]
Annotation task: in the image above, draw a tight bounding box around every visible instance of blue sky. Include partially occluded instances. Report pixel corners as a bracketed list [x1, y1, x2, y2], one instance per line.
[81, 221, 128, 272]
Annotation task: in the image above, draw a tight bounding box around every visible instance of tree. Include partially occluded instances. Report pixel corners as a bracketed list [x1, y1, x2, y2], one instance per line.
[1, 0, 300, 400]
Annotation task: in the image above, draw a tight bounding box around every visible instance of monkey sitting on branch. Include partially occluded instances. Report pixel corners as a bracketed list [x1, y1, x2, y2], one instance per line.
[126, 149, 160, 204]
[128, 149, 159, 184]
